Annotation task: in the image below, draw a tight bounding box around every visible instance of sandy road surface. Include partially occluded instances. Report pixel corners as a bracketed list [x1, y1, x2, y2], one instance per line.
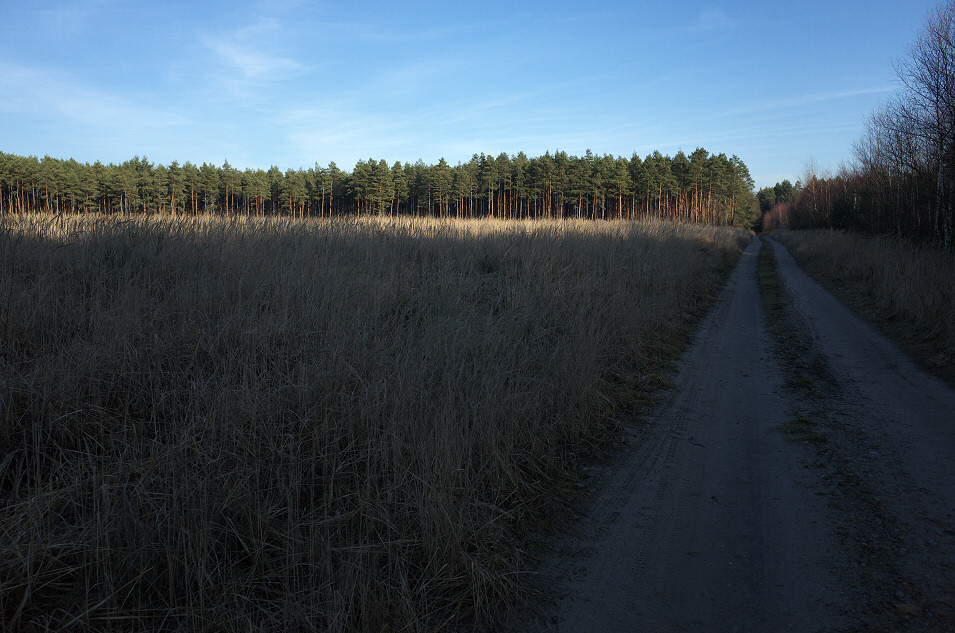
[501, 237, 955, 632]
[770, 237, 955, 630]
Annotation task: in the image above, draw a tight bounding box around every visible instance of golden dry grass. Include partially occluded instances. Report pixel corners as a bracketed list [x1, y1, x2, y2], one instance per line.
[771, 229, 955, 385]
[0, 213, 749, 631]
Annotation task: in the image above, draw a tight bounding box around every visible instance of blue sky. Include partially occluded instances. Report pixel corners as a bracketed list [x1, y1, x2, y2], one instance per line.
[0, 0, 941, 189]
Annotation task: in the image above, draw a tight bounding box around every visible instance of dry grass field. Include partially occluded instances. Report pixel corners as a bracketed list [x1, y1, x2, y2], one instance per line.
[0, 213, 749, 631]
[771, 229, 955, 385]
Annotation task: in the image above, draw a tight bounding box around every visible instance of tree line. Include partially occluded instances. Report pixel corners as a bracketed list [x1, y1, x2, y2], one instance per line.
[757, 179, 799, 216]
[0, 148, 758, 226]
[764, 0, 955, 248]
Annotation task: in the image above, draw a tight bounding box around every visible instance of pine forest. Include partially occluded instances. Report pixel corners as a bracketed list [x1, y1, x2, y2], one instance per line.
[0, 148, 759, 227]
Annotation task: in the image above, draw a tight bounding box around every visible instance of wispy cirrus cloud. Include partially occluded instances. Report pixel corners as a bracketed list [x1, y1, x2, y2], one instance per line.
[201, 18, 307, 84]
[0, 61, 204, 163]
[0, 62, 189, 129]
[689, 9, 737, 34]
[278, 98, 430, 164]
[203, 39, 305, 80]
[301, 19, 468, 45]
[36, 0, 122, 37]
[713, 87, 896, 119]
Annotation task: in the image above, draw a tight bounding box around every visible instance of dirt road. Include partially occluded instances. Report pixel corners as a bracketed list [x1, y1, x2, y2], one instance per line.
[503, 237, 955, 632]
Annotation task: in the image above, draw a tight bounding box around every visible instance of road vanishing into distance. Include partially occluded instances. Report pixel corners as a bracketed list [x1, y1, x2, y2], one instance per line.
[502, 237, 955, 632]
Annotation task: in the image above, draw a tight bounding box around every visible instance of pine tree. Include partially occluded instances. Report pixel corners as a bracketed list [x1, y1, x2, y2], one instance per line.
[372, 159, 393, 215]
[391, 161, 407, 216]
[433, 158, 452, 217]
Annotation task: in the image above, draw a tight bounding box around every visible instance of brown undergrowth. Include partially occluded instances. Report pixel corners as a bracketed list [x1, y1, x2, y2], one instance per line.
[770, 229, 955, 387]
[0, 213, 749, 631]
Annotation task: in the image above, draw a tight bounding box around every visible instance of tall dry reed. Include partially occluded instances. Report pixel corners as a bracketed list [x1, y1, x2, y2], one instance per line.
[0, 213, 749, 631]
[772, 229, 955, 383]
